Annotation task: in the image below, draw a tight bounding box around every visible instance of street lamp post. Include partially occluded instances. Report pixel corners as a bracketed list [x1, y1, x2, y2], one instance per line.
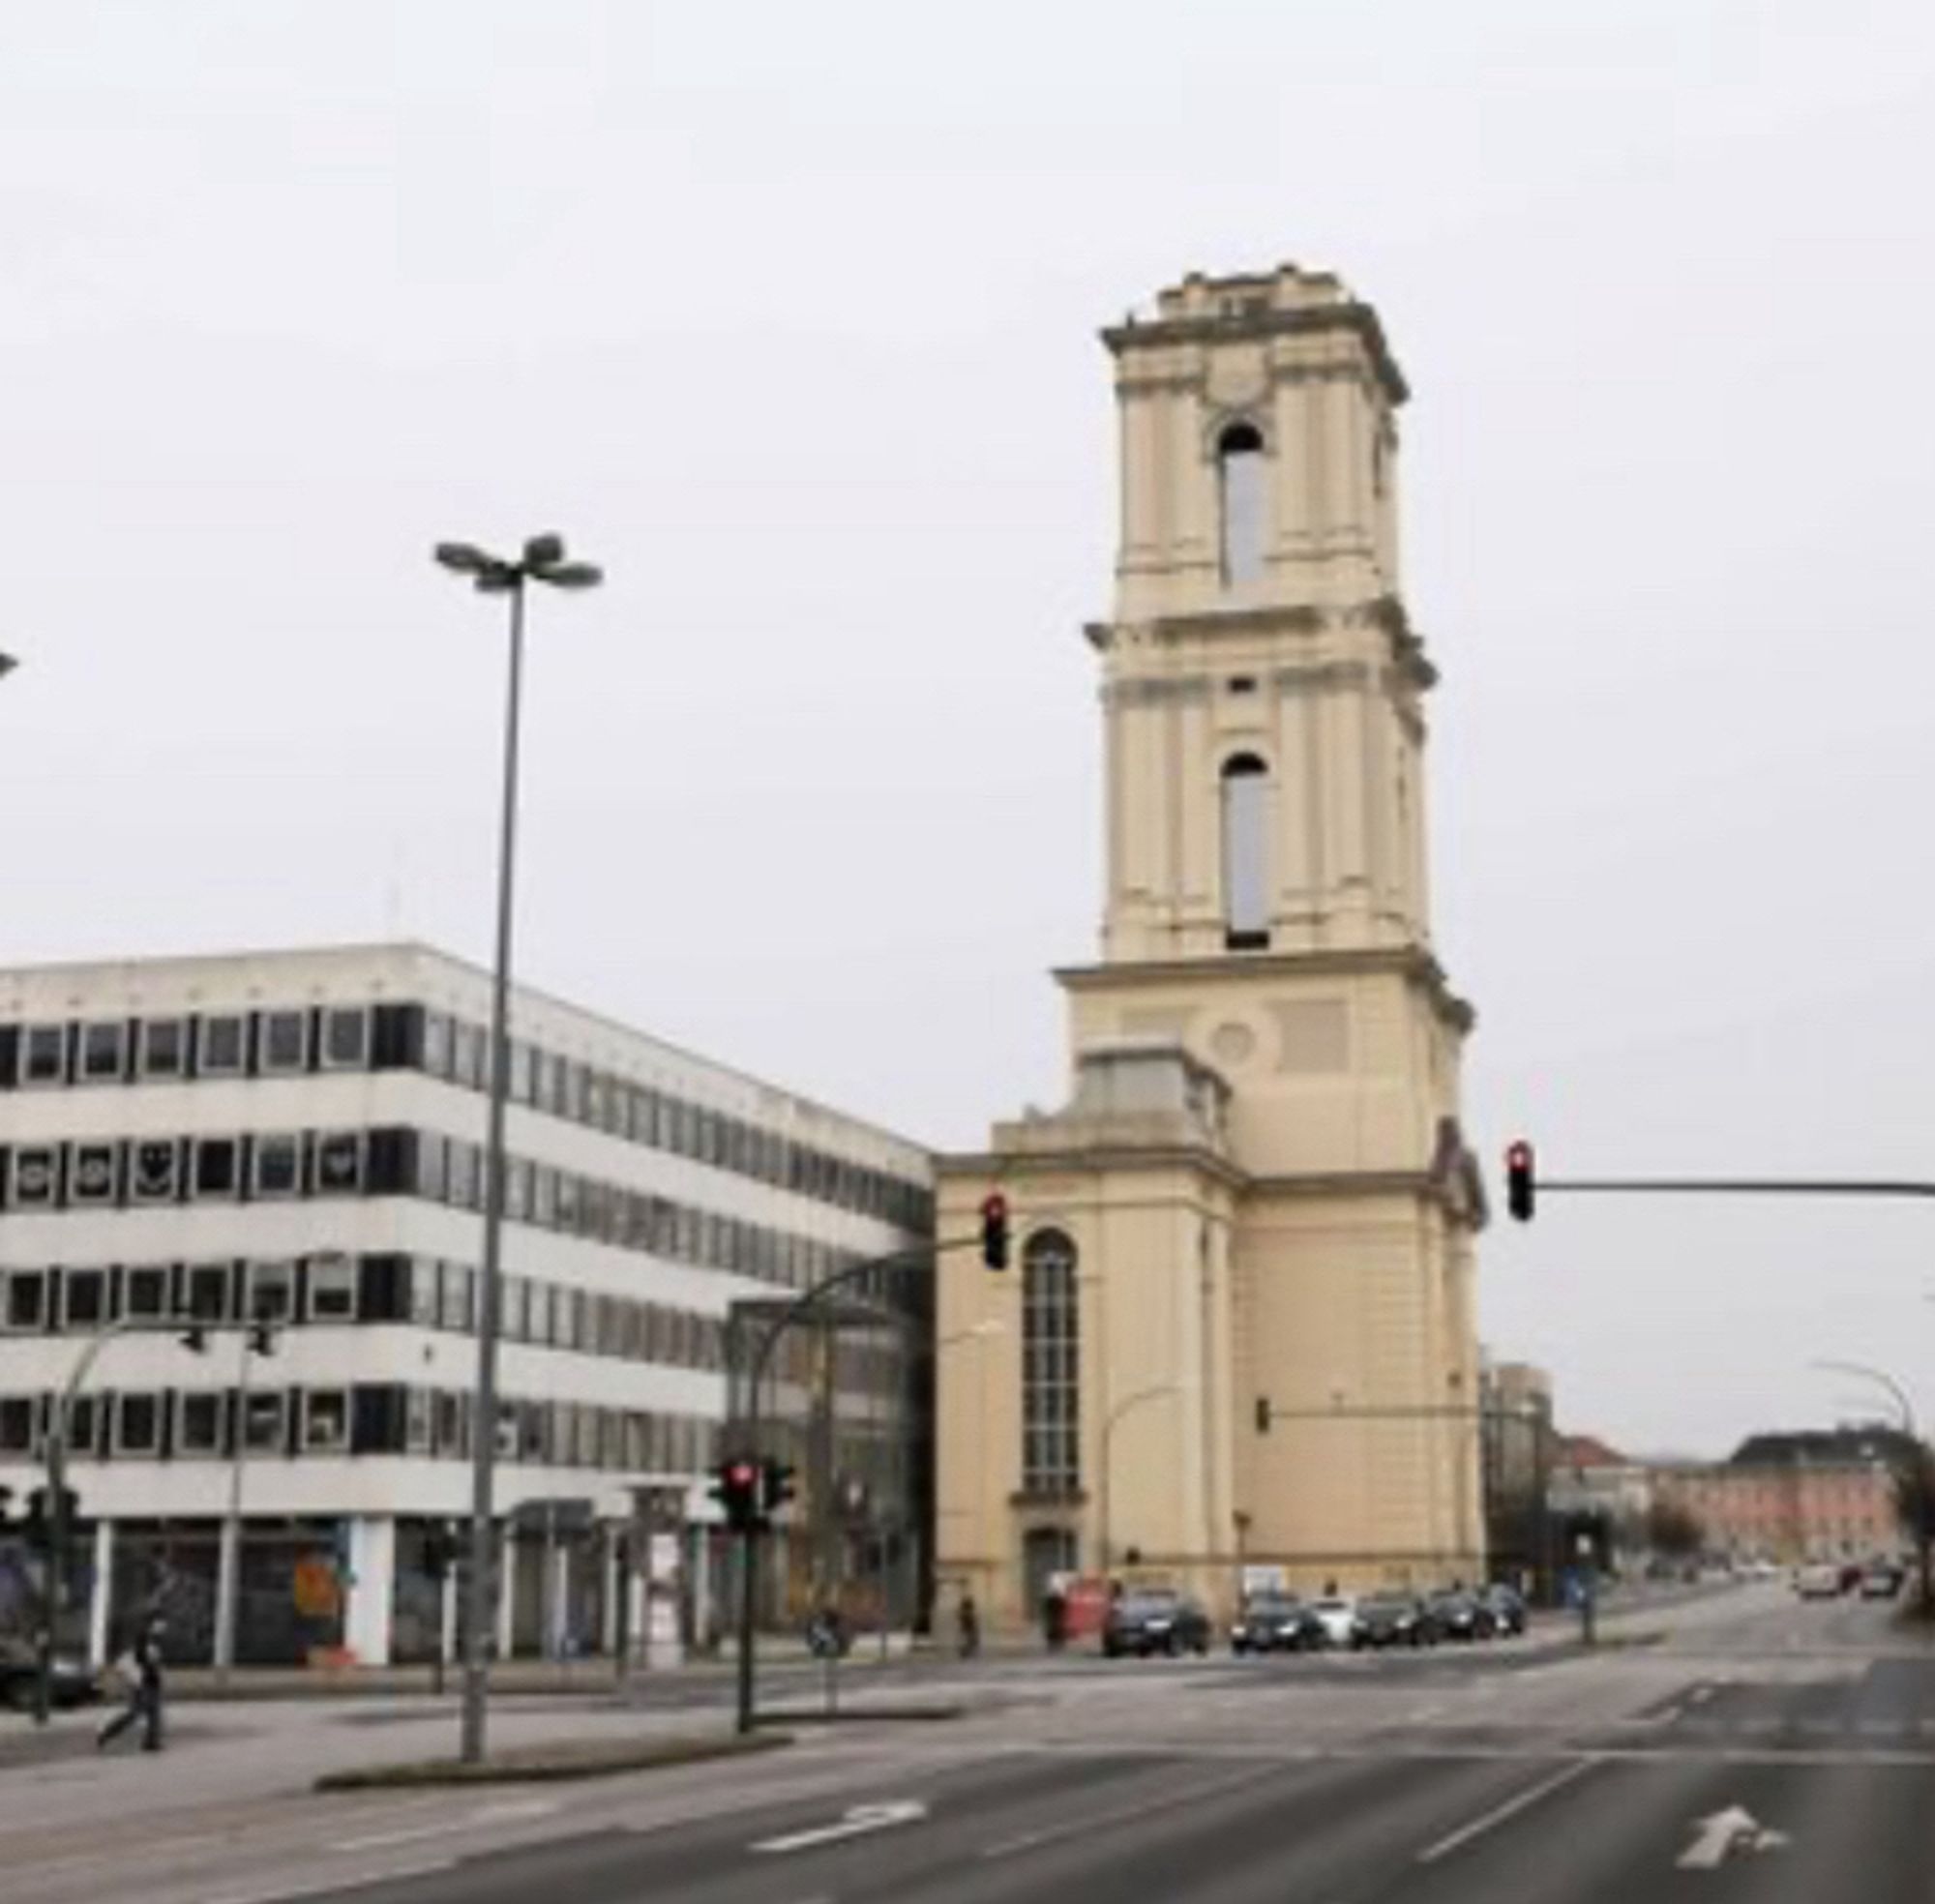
[1810, 1357, 1930, 1613]
[434, 533, 602, 1765]
[1098, 1384, 1179, 1575]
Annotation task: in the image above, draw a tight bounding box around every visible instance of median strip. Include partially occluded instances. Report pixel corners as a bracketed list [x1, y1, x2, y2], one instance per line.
[313, 1730, 790, 1790]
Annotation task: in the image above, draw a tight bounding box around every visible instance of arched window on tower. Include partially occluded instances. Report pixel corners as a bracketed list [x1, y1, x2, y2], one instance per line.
[1021, 1230, 1079, 1496]
[1217, 421, 1267, 587]
[1221, 753, 1269, 950]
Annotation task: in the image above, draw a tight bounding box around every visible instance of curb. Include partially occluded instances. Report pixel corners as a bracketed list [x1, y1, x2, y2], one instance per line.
[313, 1730, 790, 1790]
[751, 1703, 966, 1726]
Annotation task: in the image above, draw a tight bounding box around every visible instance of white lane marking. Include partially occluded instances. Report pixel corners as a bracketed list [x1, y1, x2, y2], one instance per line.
[753, 1799, 928, 1854]
[1677, 1804, 1791, 1869]
[332, 1796, 556, 1854]
[1406, 1705, 1445, 1723]
[1689, 1685, 1714, 1705]
[1414, 1758, 1600, 1864]
[201, 1858, 458, 1904]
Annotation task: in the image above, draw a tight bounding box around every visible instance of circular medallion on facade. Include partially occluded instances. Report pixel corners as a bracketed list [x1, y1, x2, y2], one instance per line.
[1209, 1022, 1256, 1067]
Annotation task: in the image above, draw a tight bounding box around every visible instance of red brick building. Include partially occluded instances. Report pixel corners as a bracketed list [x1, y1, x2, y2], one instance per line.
[1653, 1458, 1897, 1563]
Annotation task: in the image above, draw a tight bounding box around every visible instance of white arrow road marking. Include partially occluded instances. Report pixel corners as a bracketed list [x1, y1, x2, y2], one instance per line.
[753, 1800, 929, 1854]
[1677, 1805, 1791, 1869]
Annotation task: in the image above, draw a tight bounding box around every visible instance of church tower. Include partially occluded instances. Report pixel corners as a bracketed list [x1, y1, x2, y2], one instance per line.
[935, 266, 1486, 1626]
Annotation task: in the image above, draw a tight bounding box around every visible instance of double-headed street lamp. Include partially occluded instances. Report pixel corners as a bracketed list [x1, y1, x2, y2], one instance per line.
[433, 533, 602, 1765]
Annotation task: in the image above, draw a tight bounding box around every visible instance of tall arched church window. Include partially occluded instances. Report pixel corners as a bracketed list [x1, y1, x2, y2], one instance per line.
[1021, 1230, 1079, 1495]
[1217, 421, 1267, 586]
[1221, 754, 1270, 949]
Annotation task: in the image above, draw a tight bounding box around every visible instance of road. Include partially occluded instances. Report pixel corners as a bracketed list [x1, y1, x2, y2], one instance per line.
[5, 1581, 1933, 1901]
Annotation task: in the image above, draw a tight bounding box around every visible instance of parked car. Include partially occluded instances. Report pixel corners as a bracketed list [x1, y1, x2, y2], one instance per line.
[1425, 1589, 1497, 1641]
[1482, 1584, 1528, 1636]
[1795, 1562, 1843, 1599]
[0, 1639, 99, 1711]
[1231, 1592, 1325, 1654]
[1350, 1593, 1435, 1650]
[1102, 1589, 1212, 1658]
[1308, 1595, 1357, 1649]
[1860, 1563, 1905, 1600]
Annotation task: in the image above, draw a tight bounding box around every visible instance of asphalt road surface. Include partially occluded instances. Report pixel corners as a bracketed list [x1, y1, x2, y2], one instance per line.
[6, 1580, 1933, 1903]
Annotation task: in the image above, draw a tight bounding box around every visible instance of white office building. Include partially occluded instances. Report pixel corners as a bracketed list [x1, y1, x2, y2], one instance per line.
[0, 943, 934, 1667]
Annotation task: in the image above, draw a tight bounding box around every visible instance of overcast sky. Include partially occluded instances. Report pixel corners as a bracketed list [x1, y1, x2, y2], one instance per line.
[5, 1, 1934, 1458]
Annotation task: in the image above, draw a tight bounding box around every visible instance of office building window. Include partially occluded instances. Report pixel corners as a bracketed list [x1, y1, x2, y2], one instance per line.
[177, 1392, 224, 1455]
[0, 1396, 35, 1452]
[130, 1137, 180, 1204]
[138, 1016, 187, 1079]
[448, 1142, 480, 1210]
[303, 1389, 350, 1452]
[422, 1010, 453, 1078]
[247, 1259, 296, 1324]
[114, 1392, 161, 1456]
[405, 1389, 433, 1453]
[307, 1252, 357, 1323]
[260, 1009, 308, 1073]
[1021, 1229, 1081, 1495]
[20, 1024, 66, 1086]
[194, 1136, 241, 1199]
[320, 1005, 369, 1070]
[70, 1142, 119, 1205]
[62, 1267, 106, 1330]
[9, 1145, 58, 1207]
[253, 1134, 302, 1199]
[313, 1130, 364, 1195]
[241, 1390, 285, 1453]
[185, 1262, 232, 1323]
[3, 1270, 47, 1332]
[199, 1013, 247, 1076]
[1217, 419, 1267, 586]
[79, 1021, 128, 1083]
[123, 1264, 170, 1322]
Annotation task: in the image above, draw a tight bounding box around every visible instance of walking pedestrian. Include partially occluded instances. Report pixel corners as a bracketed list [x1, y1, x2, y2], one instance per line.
[1042, 1583, 1067, 1651]
[97, 1613, 165, 1752]
[956, 1591, 980, 1659]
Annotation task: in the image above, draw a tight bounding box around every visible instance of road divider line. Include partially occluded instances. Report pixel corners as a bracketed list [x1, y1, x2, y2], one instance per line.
[1415, 1758, 1600, 1864]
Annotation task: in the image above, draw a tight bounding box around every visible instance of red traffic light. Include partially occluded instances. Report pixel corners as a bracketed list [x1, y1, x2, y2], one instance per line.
[1505, 1140, 1535, 1222]
[979, 1191, 1010, 1270]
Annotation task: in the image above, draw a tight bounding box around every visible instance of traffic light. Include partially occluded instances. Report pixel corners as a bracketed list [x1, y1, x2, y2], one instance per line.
[711, 1455, 762, 1533]
[979, 1192, 1009, 1270]
[21, 1485, 78, 1553]
[421, 1520, 461, 1580]
[761, 1458, 796, 1518]
[1505, 1140, 1535, 1222]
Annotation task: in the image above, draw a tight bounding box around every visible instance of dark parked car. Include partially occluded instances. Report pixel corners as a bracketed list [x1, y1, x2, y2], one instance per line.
[0, 1639, 100, 1711]
[1102, 1589, 1212, 1658]
[1482, 1584, 1528, 1635]
[1425, 1590, 1496, 1642]
[1350, 1593, 1435, 1650]
[1231, 1593, 1325, 1654]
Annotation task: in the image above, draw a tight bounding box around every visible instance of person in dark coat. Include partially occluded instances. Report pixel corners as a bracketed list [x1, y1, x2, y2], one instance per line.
[97, 1613, 165, 1752]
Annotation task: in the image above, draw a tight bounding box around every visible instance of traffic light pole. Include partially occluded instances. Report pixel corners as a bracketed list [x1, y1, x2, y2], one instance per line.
[733, 1231, 986, 1736]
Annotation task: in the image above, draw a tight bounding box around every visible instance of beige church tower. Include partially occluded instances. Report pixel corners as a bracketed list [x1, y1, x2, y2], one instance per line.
[935, 265, 1487, 1628]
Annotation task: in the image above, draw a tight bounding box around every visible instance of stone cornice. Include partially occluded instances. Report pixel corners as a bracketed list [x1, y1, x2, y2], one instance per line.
[1054, 945, 1477, 1037]
[1085, 597, 1439, 692]
[938, 1143, 1250, 1193]
[1100, 300, 1409, 407]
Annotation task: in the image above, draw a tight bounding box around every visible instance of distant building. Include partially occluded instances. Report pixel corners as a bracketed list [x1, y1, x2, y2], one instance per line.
[1478, 1358, 1553, 1587]
[1652, 1430, 1901, 1563]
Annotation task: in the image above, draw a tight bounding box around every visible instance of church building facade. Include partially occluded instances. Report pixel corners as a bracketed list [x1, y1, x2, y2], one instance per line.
[935, 265, 1487, 1627]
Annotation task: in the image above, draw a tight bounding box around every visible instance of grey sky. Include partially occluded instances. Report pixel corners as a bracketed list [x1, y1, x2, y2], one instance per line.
[5, 1, 1934, 1457]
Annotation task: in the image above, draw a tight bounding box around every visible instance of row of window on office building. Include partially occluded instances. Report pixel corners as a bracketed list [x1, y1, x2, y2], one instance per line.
[0, 1253, 730, 1375]
[0, 1004, 935, 1234]
[0, 1377, 722, 1476]
[0, 1123, 881, 1295]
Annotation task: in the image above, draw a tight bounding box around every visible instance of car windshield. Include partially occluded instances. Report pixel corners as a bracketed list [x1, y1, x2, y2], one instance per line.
[1244, 1595, 1298, 1617]
[1360, 1595, 1414, 1615]
[1121, 1592, 1178, 1617]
